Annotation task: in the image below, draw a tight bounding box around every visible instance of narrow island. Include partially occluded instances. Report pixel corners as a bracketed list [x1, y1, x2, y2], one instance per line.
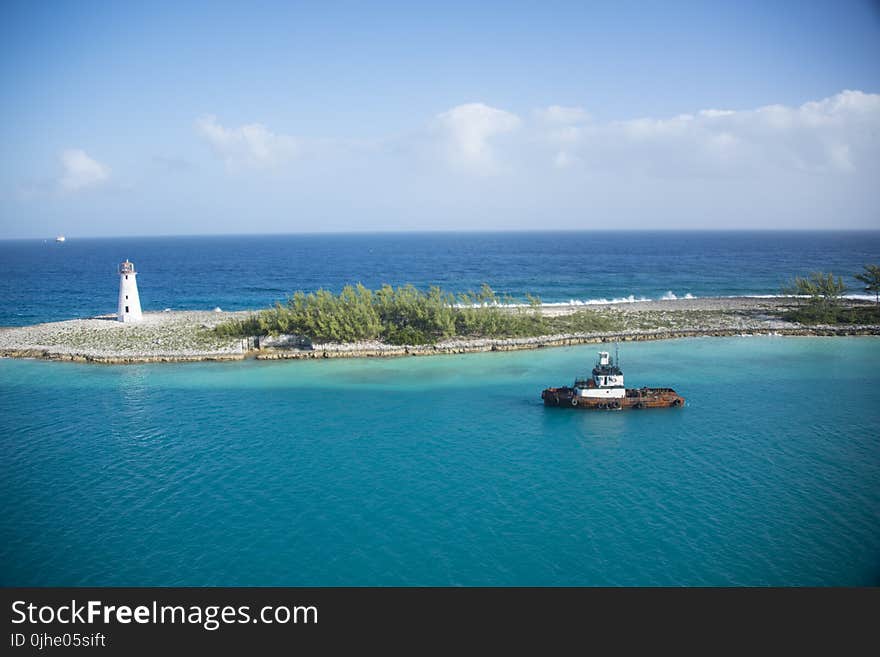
[1, 269, 878, 364]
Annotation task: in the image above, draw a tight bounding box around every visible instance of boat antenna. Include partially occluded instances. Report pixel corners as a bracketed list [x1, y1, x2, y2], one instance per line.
[615, 341, 619, 369]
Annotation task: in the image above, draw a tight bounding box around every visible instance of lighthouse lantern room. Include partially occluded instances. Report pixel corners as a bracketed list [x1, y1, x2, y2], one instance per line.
[117, 260, 143, 323]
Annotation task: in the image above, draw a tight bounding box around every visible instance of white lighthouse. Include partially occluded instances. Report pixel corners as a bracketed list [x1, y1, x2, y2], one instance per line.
[117, 260, 143, 323]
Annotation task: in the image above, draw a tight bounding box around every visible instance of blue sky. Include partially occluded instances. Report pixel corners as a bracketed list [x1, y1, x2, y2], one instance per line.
[1, 0, 879, 237]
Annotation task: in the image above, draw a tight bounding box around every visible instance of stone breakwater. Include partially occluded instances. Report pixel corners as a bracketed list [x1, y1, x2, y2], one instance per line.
[1, 299, 878, 365]
[257, 326, 880, 360]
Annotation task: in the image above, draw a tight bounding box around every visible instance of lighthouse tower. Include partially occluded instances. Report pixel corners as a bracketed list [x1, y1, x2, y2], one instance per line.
[117, 260, 143, 323]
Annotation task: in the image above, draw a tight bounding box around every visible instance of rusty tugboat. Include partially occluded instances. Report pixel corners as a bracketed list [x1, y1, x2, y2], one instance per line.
[541, 347, 685, 410]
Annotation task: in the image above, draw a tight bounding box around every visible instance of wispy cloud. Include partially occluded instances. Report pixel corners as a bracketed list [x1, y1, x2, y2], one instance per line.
[59, 149, 110, 191]
[195, 115, 298, 169]
[542, 89, 880, 177]
[405, 91, 878, 178]
[191, 90, 879, 195]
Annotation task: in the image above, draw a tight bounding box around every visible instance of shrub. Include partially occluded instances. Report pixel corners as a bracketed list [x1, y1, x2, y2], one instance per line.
[782, 272, 847, 324]
[214, 283, 602, 344]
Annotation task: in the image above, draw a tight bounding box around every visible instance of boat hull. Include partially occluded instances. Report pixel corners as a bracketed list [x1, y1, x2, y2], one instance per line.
[541, 387, 684, 409]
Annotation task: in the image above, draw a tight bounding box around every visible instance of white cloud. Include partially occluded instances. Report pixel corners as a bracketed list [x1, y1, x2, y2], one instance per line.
[196, 115, 297, 168]
[193, 92, 879, 180]
[181, 91, 878, 232]
[545, 89, 880, 176]
[59, 149, 110, 191]
[432, 103, 521, 174]
[699, 109, 736, 119]
[535, 106, 592, 157]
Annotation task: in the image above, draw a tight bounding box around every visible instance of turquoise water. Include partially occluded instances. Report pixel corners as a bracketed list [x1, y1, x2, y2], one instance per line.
[1, 336, 879, 585]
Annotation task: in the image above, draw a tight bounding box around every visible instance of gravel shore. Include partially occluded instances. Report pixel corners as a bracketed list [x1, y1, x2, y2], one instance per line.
[1, 298, 877, 364]
[0, 310, 252, 363]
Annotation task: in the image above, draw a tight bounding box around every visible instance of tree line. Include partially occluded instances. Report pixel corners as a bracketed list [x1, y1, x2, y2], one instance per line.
[214, 283, 564, 345]
[212, 263, 880, 345]
[782, 264, 880, 324]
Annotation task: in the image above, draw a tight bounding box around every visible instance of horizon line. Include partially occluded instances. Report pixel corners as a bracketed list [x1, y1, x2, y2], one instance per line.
[4, 227, 880, 241]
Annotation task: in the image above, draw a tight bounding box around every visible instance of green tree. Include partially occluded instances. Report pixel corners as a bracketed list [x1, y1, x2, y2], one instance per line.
[213, 282, 624, 344]
[854, 264, 880, 304]
[782, 272, 847, 323]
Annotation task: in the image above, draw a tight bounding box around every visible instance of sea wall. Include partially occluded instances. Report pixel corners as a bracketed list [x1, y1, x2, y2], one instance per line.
[254, 326, 880, 361]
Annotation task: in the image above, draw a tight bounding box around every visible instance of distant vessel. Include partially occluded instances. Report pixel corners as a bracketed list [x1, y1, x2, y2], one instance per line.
[541, 348, 684, 410]
[55, 235, 66, 242]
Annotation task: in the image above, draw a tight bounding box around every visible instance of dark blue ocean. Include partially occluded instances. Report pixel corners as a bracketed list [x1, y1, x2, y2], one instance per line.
[1, 232, 880, 586]
[1, 231, 879, 326]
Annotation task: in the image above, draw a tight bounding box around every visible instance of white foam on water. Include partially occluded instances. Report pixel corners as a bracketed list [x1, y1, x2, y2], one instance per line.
[456, 292, 703, 309]
[455, 290, 879, 309]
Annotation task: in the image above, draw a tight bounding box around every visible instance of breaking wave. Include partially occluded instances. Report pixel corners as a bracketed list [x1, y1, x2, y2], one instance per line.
[546, 291, 697, 306]
[457, 292, 700, 308]
[661, 291, 696, 301]
[461, 291, 875, 309]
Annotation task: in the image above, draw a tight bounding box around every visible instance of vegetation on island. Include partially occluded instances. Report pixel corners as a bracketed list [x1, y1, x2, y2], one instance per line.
[854, 264, 880, 305]
[214, 283, 618, 345]
[781, 266, 880, 324]
[212, 265, 880, 346]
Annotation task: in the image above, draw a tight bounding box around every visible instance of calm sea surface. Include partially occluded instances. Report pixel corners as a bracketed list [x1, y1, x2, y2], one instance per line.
[1, 231, 879, 326]
[1, 337, 879, 586]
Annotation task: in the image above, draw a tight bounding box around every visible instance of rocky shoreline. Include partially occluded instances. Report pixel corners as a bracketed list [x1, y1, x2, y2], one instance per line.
[1, 298, 877, 365]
